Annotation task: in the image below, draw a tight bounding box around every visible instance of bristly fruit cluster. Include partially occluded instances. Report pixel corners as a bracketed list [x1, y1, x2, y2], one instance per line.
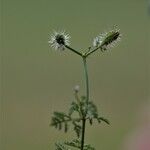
[48, 27, 121, 55]
[49, 26, 121, 150]
[48, 31, 70, 50]
[93, 28, 121, 51]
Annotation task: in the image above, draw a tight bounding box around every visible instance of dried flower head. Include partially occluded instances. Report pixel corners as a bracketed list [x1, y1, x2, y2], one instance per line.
[48, 31, 70, 50]
[93, 28, 121, 50]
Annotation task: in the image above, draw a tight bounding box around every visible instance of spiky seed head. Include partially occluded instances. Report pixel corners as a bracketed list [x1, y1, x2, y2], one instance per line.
[48, 31, 70, 50]
[93, 28, 121, 50]
[100, 29, 121, 50]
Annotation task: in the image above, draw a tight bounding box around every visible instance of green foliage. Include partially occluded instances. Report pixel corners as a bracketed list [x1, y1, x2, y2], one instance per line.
[51, 112, 71, 133]
[55, 143, 70, 150]
[83, 144, 95, 150]
[64, 139, 81, 149]
[86, 100, 110, 125]
[97, 117, 110, 125]
[51, 110, 82, 136]
[51, 92, 109, 149]
[56, 139, 95, 150]
[69, 101, 80, 116]
[51, 94, 109, 133]
[72, 121, 82, 138]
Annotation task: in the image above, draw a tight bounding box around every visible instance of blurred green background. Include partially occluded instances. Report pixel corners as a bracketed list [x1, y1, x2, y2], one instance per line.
[1, 0, 150, 150]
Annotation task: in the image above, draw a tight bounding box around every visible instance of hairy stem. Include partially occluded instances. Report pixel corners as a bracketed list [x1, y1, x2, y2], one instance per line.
[81, 57, 89, 150]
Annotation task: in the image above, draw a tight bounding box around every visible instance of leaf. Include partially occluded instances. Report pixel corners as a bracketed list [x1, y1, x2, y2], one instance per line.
[55, 143, 70, 150]
[64, 139, 95, 150]
[64, 121, 68, 133]
[81, 100, 110, 126]
[51, 111, 71, 132]
[72, 121, 82, 138]
[97, 117, 110, 125]
[89, 119, 93, 125]
[80, 96, 88, 117]
[64, 139, 80, 149]
[86, 101, 98, 119]
[69, 101, 80, 116]
[84, 144, 95, 150]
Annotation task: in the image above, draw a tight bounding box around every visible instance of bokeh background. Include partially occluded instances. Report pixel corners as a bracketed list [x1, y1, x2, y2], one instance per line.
[1, 0, 150, 150]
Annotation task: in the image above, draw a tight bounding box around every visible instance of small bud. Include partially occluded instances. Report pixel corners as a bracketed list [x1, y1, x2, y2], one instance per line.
[74, 85, 80, 93]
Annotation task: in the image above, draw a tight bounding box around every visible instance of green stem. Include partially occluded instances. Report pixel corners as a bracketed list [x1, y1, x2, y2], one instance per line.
[85, 46, 103, 57]
[81, 57, 89, 150]
[83, 57, 89, 104]
[81, 118, 86, 150]
[65, 45, 83, 57]
[65, 44, 90, 150]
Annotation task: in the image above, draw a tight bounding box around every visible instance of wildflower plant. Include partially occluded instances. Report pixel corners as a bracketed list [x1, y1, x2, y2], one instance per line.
[49, 27, 121, 150]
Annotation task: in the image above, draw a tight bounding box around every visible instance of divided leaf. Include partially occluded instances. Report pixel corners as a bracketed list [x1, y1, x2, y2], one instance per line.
[86, 101, 110, 125]
[97, 117, 110, 125]
[64, 139, 95, 150]
[55, 143, 70, 150]
[84, 144, 95, 150]
[72, 121, 82, 138]
[69, 101, 80, 116]
[64, 139, 81, 149]
[51, 112, 71, 132]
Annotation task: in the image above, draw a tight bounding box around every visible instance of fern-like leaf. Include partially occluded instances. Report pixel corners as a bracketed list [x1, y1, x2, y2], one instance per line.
[97, 117, 110, 125]
[64, 139, 95, 150]
[51, 112, 71, 132]
[69, 101, 80, 116]
[72, 121, 82, 138]
[55, 143, 70, 150]
[84, 144, 95, 150]
[64, 139, 80, 149]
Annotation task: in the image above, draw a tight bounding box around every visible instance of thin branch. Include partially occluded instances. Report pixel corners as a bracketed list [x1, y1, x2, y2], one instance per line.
[85, 46, 103, 57]
[65, 45, 83, 57]
[81, 57, 89, 150]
